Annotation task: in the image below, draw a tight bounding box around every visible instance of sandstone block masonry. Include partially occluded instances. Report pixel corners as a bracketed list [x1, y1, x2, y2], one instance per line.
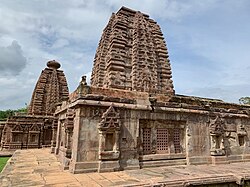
[53, 7, 250, 174]
[91, 6, 174, 95]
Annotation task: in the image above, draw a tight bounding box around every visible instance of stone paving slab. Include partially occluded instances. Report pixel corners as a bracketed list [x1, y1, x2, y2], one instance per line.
[0, 150, 15, 157]
[1, 149, 250, 186]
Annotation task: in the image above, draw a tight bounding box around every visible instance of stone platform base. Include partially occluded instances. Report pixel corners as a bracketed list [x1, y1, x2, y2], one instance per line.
[69, 161, 98, 173]
[1, 149, 250, 187]
[188, 154, 250, 166]
[98, 160, 120, 172]
[140, 158, 187, 168]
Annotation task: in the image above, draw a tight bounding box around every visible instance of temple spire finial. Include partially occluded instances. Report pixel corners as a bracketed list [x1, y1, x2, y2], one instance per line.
[47, 60, 61, 70]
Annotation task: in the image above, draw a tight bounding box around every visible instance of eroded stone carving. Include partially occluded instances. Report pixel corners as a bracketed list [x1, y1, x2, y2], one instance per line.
[29, 60, 69, 115]
[209, 116, 226, 156]
[237, 124, 247, 147]
[98, 105, 121, 172]
[99, 105, 120, 132]
[91, 7, 174, 95]
[77, 75, 90, 96]
[237, 124, 247, 135]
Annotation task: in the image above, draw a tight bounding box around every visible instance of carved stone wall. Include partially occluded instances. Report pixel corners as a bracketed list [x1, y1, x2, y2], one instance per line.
[91, 7, 174, 95]
[55, 90, 250, 173]
[0, 115, 54, 149]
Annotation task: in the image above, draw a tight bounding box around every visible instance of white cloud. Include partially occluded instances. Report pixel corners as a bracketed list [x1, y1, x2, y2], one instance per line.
[182, 84, 250, 103]
[51, 39, 69, 49]
[0, 41, 27, 75]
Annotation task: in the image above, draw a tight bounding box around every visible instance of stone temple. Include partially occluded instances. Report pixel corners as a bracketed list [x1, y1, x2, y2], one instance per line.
[53, 7, 250, 174]
[0, 60, 69, 149]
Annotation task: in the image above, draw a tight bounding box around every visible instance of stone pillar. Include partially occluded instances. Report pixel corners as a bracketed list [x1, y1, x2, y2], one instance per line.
[51, 120, 58, 153]
[69, 108, 82, 173]
[114, 131, 119, 152]
[55, 120, 62, 155]
[98, 133, 105, 158]
[65, 128, 73, 158]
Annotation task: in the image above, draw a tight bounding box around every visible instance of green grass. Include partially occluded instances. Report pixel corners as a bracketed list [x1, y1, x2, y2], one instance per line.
[0, 157, 10, 172]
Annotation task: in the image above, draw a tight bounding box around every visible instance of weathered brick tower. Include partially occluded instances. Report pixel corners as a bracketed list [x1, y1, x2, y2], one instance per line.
[1, 60, 69, 150]
[54, 7, 250, 175]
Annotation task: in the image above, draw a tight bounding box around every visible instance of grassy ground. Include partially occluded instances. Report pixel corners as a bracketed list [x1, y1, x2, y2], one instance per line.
[0, 157, 10, 172]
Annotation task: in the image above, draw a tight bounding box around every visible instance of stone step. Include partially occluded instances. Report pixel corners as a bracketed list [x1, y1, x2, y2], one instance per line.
[140, 159, 187, 168]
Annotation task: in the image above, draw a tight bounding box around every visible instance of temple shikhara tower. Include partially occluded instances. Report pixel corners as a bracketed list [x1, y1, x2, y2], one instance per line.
[0, 60, 69, 149]
[53, 7, 250, 174]
[28, 60, 69, 116]
[91, 7, 174, 95]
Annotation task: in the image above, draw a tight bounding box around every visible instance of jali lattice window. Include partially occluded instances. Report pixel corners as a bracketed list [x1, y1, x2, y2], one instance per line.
[156, 128, 169, 153]
[143, 128, 183, 154]
[143, 128, 151, 153]
[173, 128, 181, 153]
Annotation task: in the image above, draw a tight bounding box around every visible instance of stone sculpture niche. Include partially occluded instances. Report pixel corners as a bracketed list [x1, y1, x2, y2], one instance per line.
[98, 105, 121, 172]
[209, 116, 226, 156]
[237, 124, 247, 146]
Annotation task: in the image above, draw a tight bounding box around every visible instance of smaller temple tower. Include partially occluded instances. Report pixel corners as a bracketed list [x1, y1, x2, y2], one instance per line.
[29, 60, 69, 115]
[0, 60, 69, 150]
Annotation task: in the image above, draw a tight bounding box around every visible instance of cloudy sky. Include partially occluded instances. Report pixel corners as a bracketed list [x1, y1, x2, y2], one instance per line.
[0, 0, 250, 110]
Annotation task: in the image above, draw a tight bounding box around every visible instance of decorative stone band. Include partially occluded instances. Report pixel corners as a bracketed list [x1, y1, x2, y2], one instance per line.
[55, 99, 249, 119]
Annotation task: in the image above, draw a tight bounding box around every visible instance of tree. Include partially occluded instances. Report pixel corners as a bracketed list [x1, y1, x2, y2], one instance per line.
[0, 107, 28, 121]
[239, 97, 250, 105]
[0, 110, 13, 121]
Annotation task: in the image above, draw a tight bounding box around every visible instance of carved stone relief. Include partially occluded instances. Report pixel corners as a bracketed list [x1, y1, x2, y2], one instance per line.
[98, 105, 121, 160]
[209, 115, 249, 156]
[209, 116, 226, 156]
[90, 7, 174, 95]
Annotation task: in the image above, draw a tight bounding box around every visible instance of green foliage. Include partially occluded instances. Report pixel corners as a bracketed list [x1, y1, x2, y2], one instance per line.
[0, 110, 13, 121]
[0, 157, 10, 172]
[239, 97, 250, 105]
[0, 107, 28, 121]
[16, 107, 28, 113]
